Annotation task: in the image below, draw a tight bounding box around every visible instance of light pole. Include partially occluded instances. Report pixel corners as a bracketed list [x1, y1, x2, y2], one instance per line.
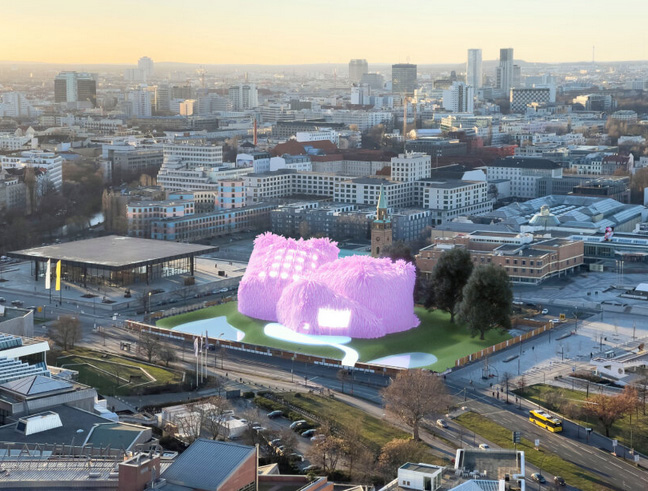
[291, 356, 295, 383]
[147, 292, 152, 314]
[219, 332, 224, 370]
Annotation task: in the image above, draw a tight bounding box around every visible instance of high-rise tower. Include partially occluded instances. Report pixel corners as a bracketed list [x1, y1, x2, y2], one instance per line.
[349, 59, 368, 84]
[496, 48, 514, 93]
[466, 49, 482, 89]
[392, 64, 418, 96]
[54, 72, 96, 107]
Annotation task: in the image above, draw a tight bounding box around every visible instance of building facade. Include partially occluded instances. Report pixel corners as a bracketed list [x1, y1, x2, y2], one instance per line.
[349, 59, 369, 84]
[392, 64, 418, 95]
[466, 49, 482, 90]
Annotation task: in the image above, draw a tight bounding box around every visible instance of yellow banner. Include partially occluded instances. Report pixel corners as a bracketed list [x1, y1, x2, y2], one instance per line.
[55, 260, 61, 291]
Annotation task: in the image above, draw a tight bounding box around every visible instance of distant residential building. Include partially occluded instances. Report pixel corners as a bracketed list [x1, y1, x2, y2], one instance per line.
[329, 110, 392, 131]
[442, 82, 474, 113]
[128, 89, 153, 118]
[271, 120, 346, 140]
[228, 84, 258, 111]
[405, 137, 468, 158]
[510, 87, 552, 113]
[296, 128, 339, 145]
[486, 157, 562, 199]
[103, 142, 164, 182]
[216, 179, 246, 209]
[349, 59, 368, 84]
[127, 200, 195, 238]
[0, 150, 63, 192]
[138, 56, 154, 80]
[0, 92, 39, 119]
[151, 204, 275, 241]
[392, 63, 418, 95]
[360, 72, 384, 90]
[54, 71, 96, 107]
[611, 110, 638, 123]
[496, 48, 518, 94]
[391, 152, 431, 182]
[154, 84, 171, 113]
[466, 49, 483, 90]
[572, 93, 615, 111]
[351, 84, 371, 105]
[163, 142, 223, 170]
[0, 174, 27, 211]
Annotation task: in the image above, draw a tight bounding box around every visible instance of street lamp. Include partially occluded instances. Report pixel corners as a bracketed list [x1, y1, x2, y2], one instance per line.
[147, 292, 152, 314]
[218, 332, 225, 369]
[291, 356, 295, 383]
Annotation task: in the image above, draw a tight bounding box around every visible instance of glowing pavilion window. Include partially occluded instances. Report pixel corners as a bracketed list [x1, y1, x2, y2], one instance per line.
[317, 308, 352, 329]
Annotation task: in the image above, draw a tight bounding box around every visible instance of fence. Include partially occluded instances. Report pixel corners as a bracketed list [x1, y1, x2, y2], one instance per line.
[125, 320, 403, 378]
[454, 321, 557, 368]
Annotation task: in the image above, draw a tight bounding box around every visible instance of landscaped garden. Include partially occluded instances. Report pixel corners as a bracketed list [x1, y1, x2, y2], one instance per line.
[156, 301, 511, 371]
[57, 347, 184, 396]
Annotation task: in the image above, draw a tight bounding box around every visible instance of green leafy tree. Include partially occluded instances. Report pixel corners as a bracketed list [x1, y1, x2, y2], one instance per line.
[380, 241, 425, 303]
[458, 263, 512, 339]
[429, 248, 473, 323]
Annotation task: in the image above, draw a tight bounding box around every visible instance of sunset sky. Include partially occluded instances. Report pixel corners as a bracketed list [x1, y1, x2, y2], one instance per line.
[2, 0, 647, 65]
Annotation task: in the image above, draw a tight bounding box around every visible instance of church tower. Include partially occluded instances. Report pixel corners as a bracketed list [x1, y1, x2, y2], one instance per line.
[371, 184, 392, 257]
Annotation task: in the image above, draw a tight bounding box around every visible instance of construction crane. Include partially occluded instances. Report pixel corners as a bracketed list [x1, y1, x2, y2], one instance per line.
[196, 66, 206, 89]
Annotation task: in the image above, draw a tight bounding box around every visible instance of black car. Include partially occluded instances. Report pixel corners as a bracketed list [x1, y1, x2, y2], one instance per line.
[554, 476, 566, 486]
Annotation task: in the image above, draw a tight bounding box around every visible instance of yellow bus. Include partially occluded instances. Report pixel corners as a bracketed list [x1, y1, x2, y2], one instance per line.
[529, 409, 563, 432]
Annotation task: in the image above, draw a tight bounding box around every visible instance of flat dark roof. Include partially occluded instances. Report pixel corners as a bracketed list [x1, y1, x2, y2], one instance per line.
[8, 235, 217, 271]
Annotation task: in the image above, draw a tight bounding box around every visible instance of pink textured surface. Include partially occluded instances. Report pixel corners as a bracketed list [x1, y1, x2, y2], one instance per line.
[309, 256, 420, 337]
[276, 278, 382, 337]
[237, 233, 339, 320]
[238, 233, 419, 338]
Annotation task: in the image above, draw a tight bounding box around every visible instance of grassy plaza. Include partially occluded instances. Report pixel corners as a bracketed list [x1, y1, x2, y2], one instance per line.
[156, 301, 511, 371]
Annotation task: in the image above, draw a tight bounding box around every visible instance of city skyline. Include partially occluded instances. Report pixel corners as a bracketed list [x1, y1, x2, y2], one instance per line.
[2, 0, 647, 66]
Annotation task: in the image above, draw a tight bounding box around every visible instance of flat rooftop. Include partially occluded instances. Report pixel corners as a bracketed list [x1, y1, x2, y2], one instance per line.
[8, 235, 217, 270]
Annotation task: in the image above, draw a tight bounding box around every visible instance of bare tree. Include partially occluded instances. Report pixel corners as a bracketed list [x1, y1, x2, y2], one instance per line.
[139, 332, 161, 363]
[159, 345, 177, 367]
[51, 315, 81, 351]
[337, 369, 351, 394]
[306, 430, 344, 473]
[200, 396, 232, 440]
[340, 423, 368, 478]
[382, 370, 450, 440]
[377, 438, 430, 480]
[174, 403, 203, 443]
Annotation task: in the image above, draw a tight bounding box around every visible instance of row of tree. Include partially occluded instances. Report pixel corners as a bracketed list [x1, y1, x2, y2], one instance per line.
[381, 243, 513, 340]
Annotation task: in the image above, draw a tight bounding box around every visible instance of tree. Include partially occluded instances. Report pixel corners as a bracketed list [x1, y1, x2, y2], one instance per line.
[458, 264, 512, 339]
[339, 423, 371, 479]
[585, 387, 635, 437]
[429, 248, 473, 323]
[159, 345, 177, 367]
[382, 369, 450, 440]
[380, 241, 425, 303]
[51, 315, 81, 351]
[377, 438, 430, 480]
[200, 396, 231, 440]
[306, 434, 344, 473]
[139, 332, 161, 363]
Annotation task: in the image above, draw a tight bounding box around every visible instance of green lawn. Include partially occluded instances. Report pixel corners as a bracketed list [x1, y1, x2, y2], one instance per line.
[456, 412, 614, 491]
[516, 384, 648, 455]
[157, 302, 511, 371]
[58, 348, 183, 396]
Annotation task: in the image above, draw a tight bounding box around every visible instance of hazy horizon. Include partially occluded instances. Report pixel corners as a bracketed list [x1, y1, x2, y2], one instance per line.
[3, 0, 647, 66]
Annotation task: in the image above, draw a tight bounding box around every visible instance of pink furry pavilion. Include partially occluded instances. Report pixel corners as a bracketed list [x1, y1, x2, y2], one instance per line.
[237, 233, 340, 321]
[238, 233, 420, 339]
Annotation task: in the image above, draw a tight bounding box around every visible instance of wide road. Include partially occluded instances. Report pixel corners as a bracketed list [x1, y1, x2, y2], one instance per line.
[445, 380, 647, 491]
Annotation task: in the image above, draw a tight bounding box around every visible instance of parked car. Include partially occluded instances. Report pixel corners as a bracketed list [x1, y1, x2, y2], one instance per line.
[219, 288, 228, 293]
[10, 300, 23, 306]
[554, 476, 566, 486]
[436, 419, 448, 428]
[531, 473, 546, 484]
[290, 420, 307, 430]
[251, 425, 266, 432]
[479, 443, 490, 450]
[302, 464, 321, 472]
[287, 452, 304, 462]
[0, 297, 5, 303]
[541, 308, 549, 314]
[550, 318, 560, 324]
[301, 429, 316, 438]
[310, 434, 326, 442]
[269, 439, 282, 448]
[267, 410, 283, 419]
